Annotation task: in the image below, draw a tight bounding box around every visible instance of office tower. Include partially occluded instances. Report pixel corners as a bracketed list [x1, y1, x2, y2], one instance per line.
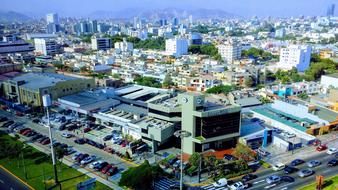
[189, 15, 193, 25]
[165, 38, 188, 57]
[90, 20, 98, 33]
[217, 39, 241, 64]
[98, 23, 110, 33]
[46, 13, 59, 24]
[160, 19, 167, 27]
[80, 21, 89, 34]
[189, 33, 203, 45]
[34, 38, 60, 56]
[279, 45, 312, 72]
[275, 28, 286, 38]
[91, 36, 112, 50]
[172, 17, 179, 26]
[327, 3, 335, 17]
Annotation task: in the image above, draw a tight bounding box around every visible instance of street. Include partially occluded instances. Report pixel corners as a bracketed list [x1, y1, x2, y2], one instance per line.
[0, 166, 33, 190]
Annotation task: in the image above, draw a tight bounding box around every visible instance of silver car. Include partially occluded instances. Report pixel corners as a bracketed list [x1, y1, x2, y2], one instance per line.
[266, 175, 281, 184]
[297, 169, 314, 177]
[307, 160, 321, 168]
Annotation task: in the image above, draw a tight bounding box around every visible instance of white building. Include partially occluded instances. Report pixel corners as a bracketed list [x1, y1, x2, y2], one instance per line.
[114, 38, 133, 52]
[165, 38, 188, 57]
[46, 13, 59, 24]
[34, 38, 59, 56]
[278, 45, 312, 72]
[217, 40, 241, 64]
[91, 37, 112, 50]
[320, 73, 338, 92]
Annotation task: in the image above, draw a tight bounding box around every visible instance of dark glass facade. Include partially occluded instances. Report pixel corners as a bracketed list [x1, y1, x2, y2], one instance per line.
[149, 108, 182, 118]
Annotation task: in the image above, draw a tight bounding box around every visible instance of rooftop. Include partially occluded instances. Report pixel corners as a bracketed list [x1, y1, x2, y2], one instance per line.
[134, 117, 173, 130]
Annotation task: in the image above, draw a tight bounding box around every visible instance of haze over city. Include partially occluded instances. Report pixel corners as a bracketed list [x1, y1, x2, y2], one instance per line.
[1, 0, 337, 18]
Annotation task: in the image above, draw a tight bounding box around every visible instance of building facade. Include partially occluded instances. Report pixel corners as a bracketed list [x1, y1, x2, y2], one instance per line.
[278, 45, 312, 72]
[34, 38, 60, 56]
[91, 37, 112, 50]
[165, 38, 188, 57]
[217, 40, 241, 64]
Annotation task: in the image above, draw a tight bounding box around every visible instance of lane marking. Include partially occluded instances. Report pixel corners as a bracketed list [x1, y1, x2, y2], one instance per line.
[264, 184, 277, 189]
[253, 179, 265, 184]
[280, 187, 288, 190]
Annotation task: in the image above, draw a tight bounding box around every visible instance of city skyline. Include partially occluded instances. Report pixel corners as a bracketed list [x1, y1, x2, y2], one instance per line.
[0, 0, 337, 18]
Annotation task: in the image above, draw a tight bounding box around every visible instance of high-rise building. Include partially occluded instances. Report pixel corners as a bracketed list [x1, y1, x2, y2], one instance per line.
[189, 33, 203, 45]
[278, 45, 312, 72]
[46, 13, 59, 24]
[217, 39, 241, 64]
[34, 38, 60, 56]
[114, 38, 133, 52]
[90, 20, 98, 33]
[165, 38, 188, 57]
[97, 23, 110, 33]
[80, 21, 90, 34]
[275, 28, 286, 38]
[188, 15, 193, 25]
[46, 23, 61, 34]
[159, 19, 167, 26]
[172, 17, 179, 26]
[91, 36, 112, 50]
[327, 3, 335, 17]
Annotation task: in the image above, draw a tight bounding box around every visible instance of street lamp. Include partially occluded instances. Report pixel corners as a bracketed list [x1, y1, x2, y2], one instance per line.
[42, 95, 59, 186]
[174, 130, 191, 190]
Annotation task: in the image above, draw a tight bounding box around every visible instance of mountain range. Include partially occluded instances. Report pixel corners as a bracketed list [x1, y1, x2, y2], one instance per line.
[0, 11, 32, 22]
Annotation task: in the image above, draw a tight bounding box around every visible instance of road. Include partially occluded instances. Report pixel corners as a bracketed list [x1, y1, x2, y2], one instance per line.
[248, 152, 337, 190]
[0, 166, 33, 190]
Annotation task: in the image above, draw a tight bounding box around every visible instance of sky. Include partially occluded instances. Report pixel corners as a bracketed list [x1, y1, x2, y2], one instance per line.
[1, 0, 337, 18]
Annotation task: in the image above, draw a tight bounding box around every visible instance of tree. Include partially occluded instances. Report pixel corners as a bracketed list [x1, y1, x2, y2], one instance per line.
[297, 93, 309, 100]
[54, 146, 66, 164]
[119, 160, 163, 190]
[232, 143, 256, 162]
[134, 76, 162, 88]
[162, 74, 174, 88]
[206, 85, 234, 95]
[80, 66, 89, 73]
[189, 152, 202, 167]
[244, 77, 255, 87]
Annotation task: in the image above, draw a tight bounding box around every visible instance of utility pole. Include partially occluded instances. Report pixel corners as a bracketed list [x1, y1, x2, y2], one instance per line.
[174, 130, 191, 190]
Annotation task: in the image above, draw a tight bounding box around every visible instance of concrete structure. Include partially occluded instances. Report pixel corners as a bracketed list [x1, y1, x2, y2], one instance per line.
[2, 72, 95, 107]
[114, 38, 133, 52]
[0, 42, 35, 55]
[165, 38, 188, 57]
[267, 81, 321, 97]
[320, 73, 338, 91]
[46, 13, 59, 24]
[34, 38, 60, 56]
[278, 45, 312, 72]
[217, 39, 241, 64]
[275, 28, 286, 38]
[189, 33, 203, 45]
[91, 37, 112, 51]
[179, 93, 241, 155]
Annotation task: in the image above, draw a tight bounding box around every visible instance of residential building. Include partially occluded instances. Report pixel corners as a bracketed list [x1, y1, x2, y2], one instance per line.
[320, 73, 338, 91]
[2, 72, 95, 107]
[275, 28, 286, 38]
[217, 39, 241, 64]
[34, 38, 60, 56]
[165, 38, 188, 57]
[91, 36, 112, 50]
[114, 38, 133, 52]
[278, 45, 312, 72]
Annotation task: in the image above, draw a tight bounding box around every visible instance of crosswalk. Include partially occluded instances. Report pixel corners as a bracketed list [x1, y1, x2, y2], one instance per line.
[200, 184, 229, 190]
[154, 178, 176, 190]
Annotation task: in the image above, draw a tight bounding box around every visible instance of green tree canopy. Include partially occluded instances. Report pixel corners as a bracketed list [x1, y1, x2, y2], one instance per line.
[205, 85, 235, 95]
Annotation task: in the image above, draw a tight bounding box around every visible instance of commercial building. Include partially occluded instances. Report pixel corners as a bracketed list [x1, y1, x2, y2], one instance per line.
[34, 38, 60, 56]
[217, 39, 241, 64]
[320, 73, 338, 91]
[165, 38, 188, 57]
[46, 13, 60, 33]
[91, 37, 112, 51]
[179, 93, 241, 155]
[189, 33, 203, 45]
[2, 72, 95, 107]
[278, 45, 312, 72]
[0, 42, 35, 55]
[275, 28, 286, 38]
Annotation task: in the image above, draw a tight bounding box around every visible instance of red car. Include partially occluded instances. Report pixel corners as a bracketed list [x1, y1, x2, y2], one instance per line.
[106, 166, 118, 176]
[316, 144, 327, 151]
[83, 128, 91, 133]
[22, 129, 32, 136]
[41, 138, 50, 145]
[103, 147, 114, 154]
[19, 128, 30, 134]
[101, 164, 112, 174]
[313, 139, 321, 146]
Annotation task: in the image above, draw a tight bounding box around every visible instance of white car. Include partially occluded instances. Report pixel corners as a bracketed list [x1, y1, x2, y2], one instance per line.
[61, 133, 73, 138]
[327, 148, 338, 155]
[80, 155, 96, 165]
[89, 160, 103, 169]
[213, 178, 227, 187]
[229, 182, 248, 190]
[272, 163, 285, 171]
[72, 152, 82, 160]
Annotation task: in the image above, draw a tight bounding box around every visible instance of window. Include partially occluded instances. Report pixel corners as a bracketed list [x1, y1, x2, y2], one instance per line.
[141, 128, 148, 134]
[87, 84, 90, 88]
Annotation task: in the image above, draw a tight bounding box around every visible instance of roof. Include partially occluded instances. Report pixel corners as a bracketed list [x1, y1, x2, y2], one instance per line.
[11, 72, 80, 90]
[236, 97, 262, 108]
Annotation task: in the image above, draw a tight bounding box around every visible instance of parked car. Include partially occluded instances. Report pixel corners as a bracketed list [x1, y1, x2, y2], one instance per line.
[316, 144, 327, 151]
[95, 162, 108, 171]
[223, 154, 237, 161]
[290, 159, 304, 166]
[168, 157, 178, 165]
[65, 148, 76, 155]
[103, 147, 114, 154]
[272, 163, 285, 171]
[242, 174, 257, 182]
[103, 134, 113, 141]
[32, 119, 40, 123]
[89, 161, 103, 169]
[76, 154, 89, 163]
[41, 138, 50, 145]
[257, 148, 269, 157]
[2, 120, 14, 128]
[266, 175, 281, 184]
[31, 134, 44, 141]
[327, 148, 338, 155]
[327, 159, 338, 167]
[106, 166, 118, 176]
[87, 139, 97, 146]
[83, 127, 91, 133]
[281, 176, 295, 183]
[38, 137, 49, 143]
[95, 143, 105, 149]
[284, 166, 298, 174]
[74, 138, 86, 144]
[80, 155, 96, 165]
[307, 160, 321, 168]
[22, 129, 32, 136]
[61, 133, 73, 138]
[298, 169, 314, 178]
[72, 153, 82, 160]
[0, 116, 8, 122]
[229, 181, 249, 190]
[173, 160, 181, 168]
[213, 178, 227, 187]
[101, 164, 113, 174]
